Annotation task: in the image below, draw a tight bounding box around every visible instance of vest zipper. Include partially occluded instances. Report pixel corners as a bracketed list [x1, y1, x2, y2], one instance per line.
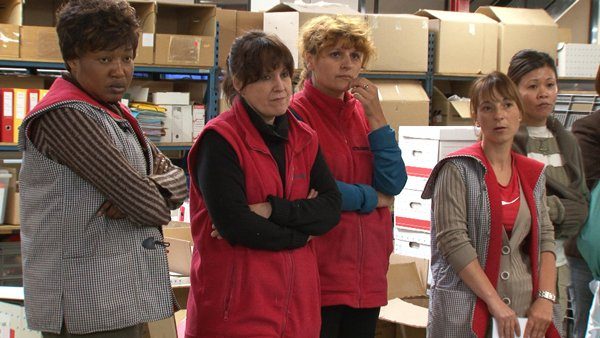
[358, 215, 364, 307]
[223, 262, 236, 320]
[280, 252, 294, 337]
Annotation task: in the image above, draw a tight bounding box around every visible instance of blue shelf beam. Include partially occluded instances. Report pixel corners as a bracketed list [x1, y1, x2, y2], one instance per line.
[0, 60, 212, 75]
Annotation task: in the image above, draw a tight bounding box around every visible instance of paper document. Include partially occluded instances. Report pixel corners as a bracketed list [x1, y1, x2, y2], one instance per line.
[492, 317, 528, 338]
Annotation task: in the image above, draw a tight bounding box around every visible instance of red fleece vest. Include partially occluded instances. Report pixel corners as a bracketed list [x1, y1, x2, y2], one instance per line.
[27, 77, 146, 145]
[290, 80, 393, 308]
[186, 98, 322, 337]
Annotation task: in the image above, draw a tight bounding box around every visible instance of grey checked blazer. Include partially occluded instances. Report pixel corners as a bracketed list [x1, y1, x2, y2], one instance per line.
[18, 100, 174, 334]
[422, 155, 562, 338]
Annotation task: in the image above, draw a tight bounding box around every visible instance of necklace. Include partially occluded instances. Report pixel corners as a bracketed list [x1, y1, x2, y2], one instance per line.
[533, 137, 551, 155]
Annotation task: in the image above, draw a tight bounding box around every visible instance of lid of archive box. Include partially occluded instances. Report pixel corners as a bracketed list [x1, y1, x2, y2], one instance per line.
[398, 125, 478, 141]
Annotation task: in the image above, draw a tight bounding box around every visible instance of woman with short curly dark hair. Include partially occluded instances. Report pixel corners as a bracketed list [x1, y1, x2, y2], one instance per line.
[19, 1, 188, 337]
[56, 0, 139, 68]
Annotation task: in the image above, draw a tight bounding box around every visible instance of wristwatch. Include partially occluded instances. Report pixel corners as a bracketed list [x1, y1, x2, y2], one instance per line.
[537, 290, 557, 303]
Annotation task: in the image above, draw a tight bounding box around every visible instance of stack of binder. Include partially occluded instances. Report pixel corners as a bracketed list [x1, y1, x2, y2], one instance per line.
[129, 102, 167, 143]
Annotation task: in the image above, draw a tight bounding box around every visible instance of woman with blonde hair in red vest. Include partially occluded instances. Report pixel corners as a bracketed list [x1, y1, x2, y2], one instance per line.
[290, 15, 407, 338]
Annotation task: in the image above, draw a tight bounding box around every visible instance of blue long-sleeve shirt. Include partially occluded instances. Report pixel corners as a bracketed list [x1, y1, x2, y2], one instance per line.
[337, 125, 407, 213]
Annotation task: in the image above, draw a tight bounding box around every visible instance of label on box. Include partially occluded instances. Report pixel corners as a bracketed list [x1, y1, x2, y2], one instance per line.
[142, 33, 154, 47]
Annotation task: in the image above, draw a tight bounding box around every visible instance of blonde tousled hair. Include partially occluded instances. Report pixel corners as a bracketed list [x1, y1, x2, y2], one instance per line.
[297, 15, 375, 90]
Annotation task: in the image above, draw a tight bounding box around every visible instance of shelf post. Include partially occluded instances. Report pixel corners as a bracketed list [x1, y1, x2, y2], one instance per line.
[206, 21, 221, 121]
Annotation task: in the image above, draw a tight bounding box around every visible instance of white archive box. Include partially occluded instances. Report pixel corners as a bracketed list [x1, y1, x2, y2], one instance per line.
[394, 189, 431, 232]
[152, 92, 191, 105]
[392, 229, 433, 285]
[192, 104, 205, 140]
[557, 43, 600, 79]
[399, 126, 477, 167]
[393, 228, 431, 260]
[398, 126, 477, 191]
[163, 105, 193, 143]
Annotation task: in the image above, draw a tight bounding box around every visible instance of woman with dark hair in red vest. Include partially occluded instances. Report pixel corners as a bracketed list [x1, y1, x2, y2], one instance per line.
[423, 72, 562, 338]
[185, 31, 341, 338]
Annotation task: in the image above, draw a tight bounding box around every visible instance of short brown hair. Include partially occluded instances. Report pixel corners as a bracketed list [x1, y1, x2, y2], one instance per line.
[222, 31, 294, 106]
[56, 0, 140, 67]
[507, 49, 557, 86]
[297, 15, 375, 89]
[470, 71, 525, 122]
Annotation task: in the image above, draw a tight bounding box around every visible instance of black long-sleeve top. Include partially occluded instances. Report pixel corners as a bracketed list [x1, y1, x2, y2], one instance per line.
[195, 100, 341, 251]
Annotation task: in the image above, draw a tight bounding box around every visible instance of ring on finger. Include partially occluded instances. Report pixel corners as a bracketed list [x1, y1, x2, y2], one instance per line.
[363, 84, 369, 90]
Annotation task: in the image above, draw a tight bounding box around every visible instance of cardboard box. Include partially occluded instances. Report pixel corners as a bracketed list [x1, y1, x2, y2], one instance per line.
[372, 80, 430, 134]
[415, 10, 498, 75]
[19, 0, 62, 62]
[0, 24, 19, 59]
[4, 168, 21, 225]
[264, 3, 359, 69]
[143, 316, 177, 338]
[20, 26, 61, 62]
[21, 0, 61, 26]
[154, 3, 216, 67]
[557, 43, 600, 78]
[387, 254, 428, 299]
[163, 224, 193, 276]
[129, 1, 156, 65]
[378, 254, 428, 337]
[431, 86, 472, 126]
[163, 222, 192, 309]
[366, 14, 428, 72]
[0, 0, 20, 59]
[216, 8, 236, 67]
[236, 11, 263, 37]
[476, 6, 558, 73]
[377, 0, 445, 14]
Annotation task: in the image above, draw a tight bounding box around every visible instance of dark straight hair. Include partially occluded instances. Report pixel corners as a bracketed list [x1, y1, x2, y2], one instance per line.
[222, 31, 294, 106]
[507, 49, 557, 86]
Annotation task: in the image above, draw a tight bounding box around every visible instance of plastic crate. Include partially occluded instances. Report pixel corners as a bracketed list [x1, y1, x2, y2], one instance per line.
[554, 93, 599, 130]
[0, 241, 22, 286]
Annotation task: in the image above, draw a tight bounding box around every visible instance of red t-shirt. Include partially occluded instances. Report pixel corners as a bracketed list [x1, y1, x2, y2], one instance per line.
[499, 159, 520, 235]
